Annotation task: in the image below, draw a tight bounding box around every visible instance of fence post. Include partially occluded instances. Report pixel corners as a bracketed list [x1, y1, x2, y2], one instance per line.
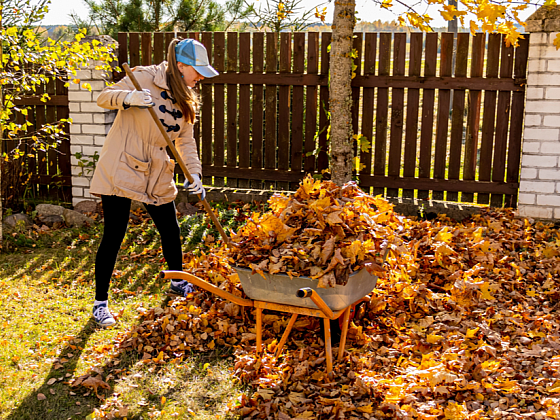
[68, 35, 117, 206]
[519, 7, 560, 219]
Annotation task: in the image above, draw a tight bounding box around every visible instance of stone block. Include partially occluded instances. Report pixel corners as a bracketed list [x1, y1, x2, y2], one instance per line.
[522, 142, 541, 153]
[71, 156, 80, 165]
[528, 59, 548, 73]
[69, 113, 93, 124]
[518, 193, 536, 205]
[73, 177, 91, 187]
[543, 115, 560, 126]
[525, 100, 560, 113]
[82, 145, 102, 156]
[523, 128, 559, 141]
[548, 60, 560, 73]
[71, 166, 84, 176]
[537, 195, 560, 206]
[68, 91, 92, 102]
[80, 103, 106, 113]
[69, 103, 81, 113]
[527, 87, 544, 99]
[81, 124, 107, 135]
[92, 69, 111, 79]
[539, 168, 560, 180]
[89, 80, 106, 91]
[75, 69, 92, 80]
[72, 187, 84, 197]
[528, 72, 560, 86]
[72, 135, 94, 145]
[518, 205, 553, 219]
[94, 136, 106, 146]
[524, 114, 542, 126]
[519, 180, 556, 193]
[70, 145, 82, 154]
[540, 142, 560, 154]
[92, 91, 102, 102]
[69, 124, 81, 134]
[528, 32, 549, 45]
[522, 155, 558, 168]
[68, 82, 81, 91]
[521, 167, 538, 179]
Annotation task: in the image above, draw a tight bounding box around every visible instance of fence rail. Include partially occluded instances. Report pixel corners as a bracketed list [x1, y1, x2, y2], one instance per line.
[116, 31, 528, 207]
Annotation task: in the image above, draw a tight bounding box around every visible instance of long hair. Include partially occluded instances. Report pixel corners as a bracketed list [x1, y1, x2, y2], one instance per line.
[166, 39, 200, 124]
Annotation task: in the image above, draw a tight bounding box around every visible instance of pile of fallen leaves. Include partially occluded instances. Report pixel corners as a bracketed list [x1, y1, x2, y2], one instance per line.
[228, 176, 403, 287]
[69, 178, 560, 420]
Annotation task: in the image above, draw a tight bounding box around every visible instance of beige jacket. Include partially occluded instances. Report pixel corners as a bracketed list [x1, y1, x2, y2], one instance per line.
[90, 62, 202, 205]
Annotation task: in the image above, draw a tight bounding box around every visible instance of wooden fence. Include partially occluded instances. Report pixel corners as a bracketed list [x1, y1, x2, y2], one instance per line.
[2, 78, 71, 208]
[116, 31, 529, 207]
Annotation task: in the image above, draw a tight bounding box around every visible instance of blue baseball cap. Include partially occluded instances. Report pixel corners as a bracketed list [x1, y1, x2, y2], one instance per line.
[175, 39, 219, 78]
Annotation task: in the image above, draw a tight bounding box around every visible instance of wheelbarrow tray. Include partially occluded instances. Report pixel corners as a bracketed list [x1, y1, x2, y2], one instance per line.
[234, 267, 377, 311]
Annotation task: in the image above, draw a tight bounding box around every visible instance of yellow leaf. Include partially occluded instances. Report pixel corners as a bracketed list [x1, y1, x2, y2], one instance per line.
[466, 327, 479, 338]
[207, 340, 215, 350]
[480, 282, 495, 300]
[435, 227, 453, 243]
[444, 402, 468, 420]
[427, 334, 444, 344]
[554, 33, 560, 50]
[357, 404, 374, 413]
[161, 396, 166, 405]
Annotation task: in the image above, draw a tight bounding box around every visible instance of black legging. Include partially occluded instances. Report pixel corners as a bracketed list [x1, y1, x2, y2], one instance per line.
[94, 195, 183, 301]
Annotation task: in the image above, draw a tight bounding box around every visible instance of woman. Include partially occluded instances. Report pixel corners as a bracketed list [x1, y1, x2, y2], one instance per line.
[89, 38, 218, 327]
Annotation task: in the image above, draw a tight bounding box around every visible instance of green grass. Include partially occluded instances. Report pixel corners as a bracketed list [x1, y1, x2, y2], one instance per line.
[0, 201, 258, 420]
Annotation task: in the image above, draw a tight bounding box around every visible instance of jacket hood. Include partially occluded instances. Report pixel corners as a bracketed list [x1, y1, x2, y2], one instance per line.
[152, 62, 169, 91]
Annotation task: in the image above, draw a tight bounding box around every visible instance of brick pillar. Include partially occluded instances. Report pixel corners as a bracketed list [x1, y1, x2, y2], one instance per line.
[68, 36, 117, 206]
[519, 7, 560, 219]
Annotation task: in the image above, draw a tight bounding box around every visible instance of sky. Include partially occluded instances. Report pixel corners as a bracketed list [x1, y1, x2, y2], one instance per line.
[40, 0, 541, 28]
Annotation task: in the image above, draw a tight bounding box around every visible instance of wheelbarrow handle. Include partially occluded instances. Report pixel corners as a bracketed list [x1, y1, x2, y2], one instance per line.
[296, 287, 334, 319]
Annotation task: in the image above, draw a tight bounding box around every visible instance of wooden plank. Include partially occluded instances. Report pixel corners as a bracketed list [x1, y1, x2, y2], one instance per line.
[290, 32, 305, 190]
[201, 32, 213, 186]
[403, 32, 422, 199]
[433, 32, 453, 200]
[491, 37, 514, 208]
[142, 32, 152, 66]
[304, 32, 319, 176]
[477, 33, 501, 204]
[505, 35, 529, 208]
[201, 166, 518, 195]
[56, 78, 71, 202]
[227, 31, 238, 187]
[129, 33, 140, 67]
[118, 32, 128, 76]
[238, 32, 251, 189]
[14, 96, 68, 106]
[35, 80, 47, 198]
[251, 32, 265, 190]
[277, 32, 291, 191]
[165, 32, 175, 60]
[153, 32, 164, 64]
[387, 32, 405, 198]
[418, 32, 438, 199]
[213, 32, 225, 187]
[463, 33, 485, 203]
[374, 32, 391, 196]
[360, 33, 376, 189]
[351, 34, 363, 162]
[25, 90, 37, 199]
[264, 33, 278, 190]
[46, 79, 58, 201]
[202, 73, 524, 90]
[447, 32, 469, 202]
[317, 32, 331, 174]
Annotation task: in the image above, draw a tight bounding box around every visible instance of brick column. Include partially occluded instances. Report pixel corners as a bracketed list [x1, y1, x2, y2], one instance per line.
[519, 7, 560, 219]
[68, 36, 117, 206]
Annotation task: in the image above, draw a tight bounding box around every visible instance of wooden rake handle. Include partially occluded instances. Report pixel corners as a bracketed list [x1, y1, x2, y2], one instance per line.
[122, 63, 231, 245]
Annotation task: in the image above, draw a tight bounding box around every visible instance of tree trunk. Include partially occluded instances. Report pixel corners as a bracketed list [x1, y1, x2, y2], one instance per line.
[329, 0, 356, 186]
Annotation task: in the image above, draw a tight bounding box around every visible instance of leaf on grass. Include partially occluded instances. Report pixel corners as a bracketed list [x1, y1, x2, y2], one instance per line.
[37, 393, 46, 400]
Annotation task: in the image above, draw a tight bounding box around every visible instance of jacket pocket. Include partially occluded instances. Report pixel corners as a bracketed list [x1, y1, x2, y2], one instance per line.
[117, 152, 151, 193]
[151, 159, 177, 199]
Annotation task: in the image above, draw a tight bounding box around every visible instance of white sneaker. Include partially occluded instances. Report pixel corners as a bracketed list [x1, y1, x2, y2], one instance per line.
[93, 302, 116, 327]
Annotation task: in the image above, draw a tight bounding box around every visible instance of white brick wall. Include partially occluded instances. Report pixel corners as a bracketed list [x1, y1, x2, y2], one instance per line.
[519, 28, 560, 220]
[69, 57, 116, 206]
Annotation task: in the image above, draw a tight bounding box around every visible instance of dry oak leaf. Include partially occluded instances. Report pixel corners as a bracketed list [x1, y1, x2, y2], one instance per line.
[37, 393, 46, 401]
[321, 237, 336, 265]
[80, 375, 110, 397]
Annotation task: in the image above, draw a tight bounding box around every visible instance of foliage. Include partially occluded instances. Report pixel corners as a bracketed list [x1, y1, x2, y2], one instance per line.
[0, 0, 50, 38]
[75, 0, 253, 39]
[244, 0, 327, 32]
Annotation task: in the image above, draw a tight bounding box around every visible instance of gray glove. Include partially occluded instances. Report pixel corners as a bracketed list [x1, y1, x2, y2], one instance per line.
[124, 89, 154, 108]
[185, 174, 206, 200]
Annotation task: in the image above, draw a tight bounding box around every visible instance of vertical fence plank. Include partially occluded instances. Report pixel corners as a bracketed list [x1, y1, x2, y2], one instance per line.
[56, 78, 71, 202]
[291, 32, 305, 190]
[142, 32, 152, 65]
[403, 32, 422, 199]
[418, 33, 438, 200]
[433, 32, 453, 201]
[374, 32, 391, 196]
[477, 33, 501, 204]
[25, 93, 37, 199]
[252, 32, 265, 190]
[129, 33, 140, 67]
[304, 32, 319, 176]
[447, 33, 469, 202]
[264, 33, 278, 190]
[277, 33, 292, 190]
[227, 32, 238, 187]
[387, 32, 405, 198]
[46, 79, 58, 200]
[238, 32, 251, 189]
[201, 32, 213, 187]
[491, 37, 514, 208]
[360, 33, 376, 191]
[351, 34, 363, 160]
[153, 32, 164, 64]
[165, 32, 175, 60]
[506, 35, 529, 208]
[318, 32, 331, 174]
[118, 32, 128, 76]
[463, 33, 485, 203]
[35, 81, 47, 198]
[213, 33, 225, 187]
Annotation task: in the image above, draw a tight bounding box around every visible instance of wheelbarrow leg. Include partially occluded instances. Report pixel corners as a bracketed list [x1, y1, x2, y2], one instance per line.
[275, 313, 298, 358]
[256, 308, 263, 356]
[323, 318, 333, 377]
[338, 306, 352, 362]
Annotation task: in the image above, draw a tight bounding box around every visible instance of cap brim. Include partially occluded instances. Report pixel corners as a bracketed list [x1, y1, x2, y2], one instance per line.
[193, 65, 219, 78]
